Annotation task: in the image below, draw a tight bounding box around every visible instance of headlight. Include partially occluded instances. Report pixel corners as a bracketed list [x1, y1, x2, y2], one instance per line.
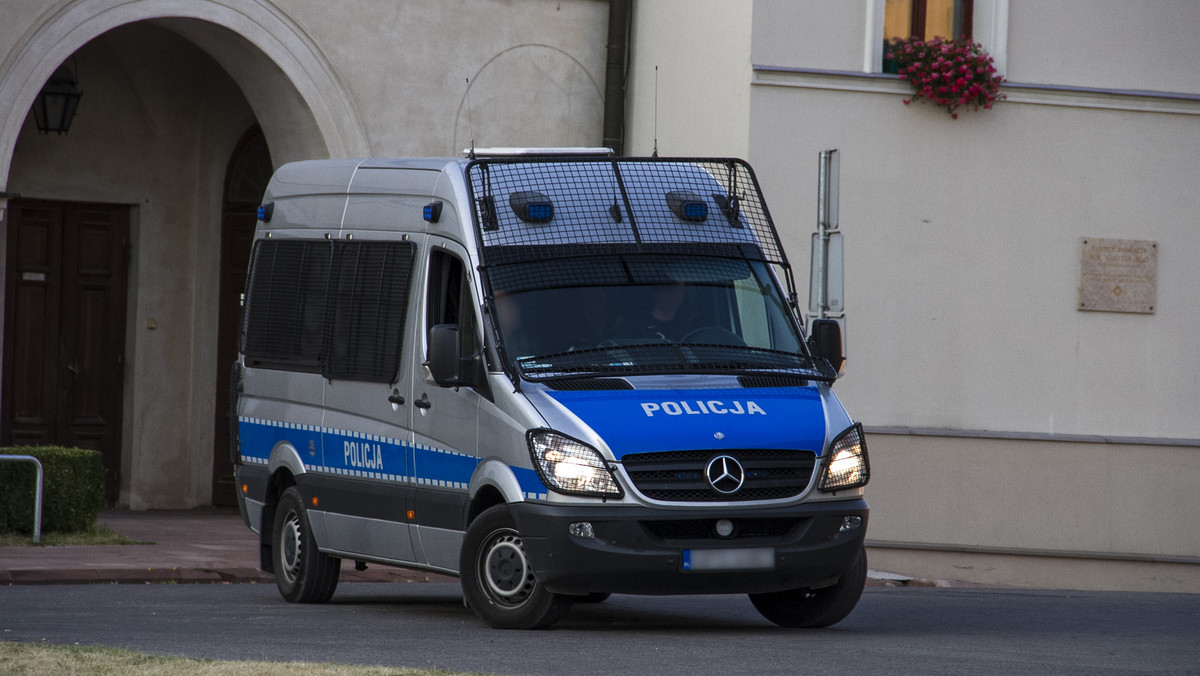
[527, 430, 623, 498]
[819, 423, 870, 492]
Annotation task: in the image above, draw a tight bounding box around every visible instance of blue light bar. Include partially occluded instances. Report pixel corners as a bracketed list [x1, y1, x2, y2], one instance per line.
[526, 202, 553, 221]
[666, 191, 707, 223]
[509, 191, 554, 224]
[424, 201, 443, 223]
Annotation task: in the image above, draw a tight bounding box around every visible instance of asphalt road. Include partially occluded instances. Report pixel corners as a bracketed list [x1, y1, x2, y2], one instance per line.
[3, 582, 1198, 675]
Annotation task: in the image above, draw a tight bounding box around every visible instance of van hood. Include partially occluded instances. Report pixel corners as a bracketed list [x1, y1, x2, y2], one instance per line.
[541, 387, 827, 459]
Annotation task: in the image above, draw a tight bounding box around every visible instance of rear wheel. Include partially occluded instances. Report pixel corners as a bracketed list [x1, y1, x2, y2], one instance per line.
[273, 486, 340, 603]
[749, 546, 867, 628]
[460, 505, 572, 629]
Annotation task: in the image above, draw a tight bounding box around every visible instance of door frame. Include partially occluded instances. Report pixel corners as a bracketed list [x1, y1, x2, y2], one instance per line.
[2, 198, 130, 504]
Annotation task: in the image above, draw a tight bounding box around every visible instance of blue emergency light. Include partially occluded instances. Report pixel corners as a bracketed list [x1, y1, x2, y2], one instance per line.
[509, 191, 554, 224]
[666, 191, 707, 222]
[423, 201, 443, 223]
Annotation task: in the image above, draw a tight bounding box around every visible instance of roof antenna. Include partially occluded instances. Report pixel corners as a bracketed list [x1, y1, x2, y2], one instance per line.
[652, 65, 659, 157]
[466, 77, 476, 159]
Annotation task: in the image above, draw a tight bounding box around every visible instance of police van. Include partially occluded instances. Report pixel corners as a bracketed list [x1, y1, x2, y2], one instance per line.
[232, 149, 869, 629]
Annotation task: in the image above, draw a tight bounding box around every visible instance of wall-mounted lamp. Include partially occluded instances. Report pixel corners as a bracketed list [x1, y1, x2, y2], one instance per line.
[33, 57, 83, 135]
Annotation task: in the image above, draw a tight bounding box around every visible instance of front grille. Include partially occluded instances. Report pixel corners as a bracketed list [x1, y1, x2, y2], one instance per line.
[621, 448, 817, 502]
[642, 518, 802, 541]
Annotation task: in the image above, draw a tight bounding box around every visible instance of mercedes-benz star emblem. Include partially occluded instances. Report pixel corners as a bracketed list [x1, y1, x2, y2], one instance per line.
[705, 455, 745, 494]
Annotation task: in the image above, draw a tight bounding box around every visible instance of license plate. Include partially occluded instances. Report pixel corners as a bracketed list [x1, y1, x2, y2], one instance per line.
[682, 547, 775, 572]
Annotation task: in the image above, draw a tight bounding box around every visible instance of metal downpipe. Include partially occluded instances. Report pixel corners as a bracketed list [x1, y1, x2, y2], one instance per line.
[602, 0, 632, 155]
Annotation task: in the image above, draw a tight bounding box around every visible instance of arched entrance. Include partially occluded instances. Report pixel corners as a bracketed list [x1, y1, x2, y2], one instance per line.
[0, 2, 368, 508]
[212, 125, 271, 506]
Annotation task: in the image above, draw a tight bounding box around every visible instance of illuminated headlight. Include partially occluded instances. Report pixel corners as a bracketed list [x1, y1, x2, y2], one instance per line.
[527, 430, 623, 498]
[819, 423, 870, 492]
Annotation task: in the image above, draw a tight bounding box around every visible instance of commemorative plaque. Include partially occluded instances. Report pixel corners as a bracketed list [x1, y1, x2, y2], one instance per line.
[1078, 237, 1157, 314]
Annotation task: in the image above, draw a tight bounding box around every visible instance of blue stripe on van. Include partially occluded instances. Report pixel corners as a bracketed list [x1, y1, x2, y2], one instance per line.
[325, 428, 411, 483]
[237, 417, 549, 500]
[237, 417, 322, 466]
[413, 443, 475, 490]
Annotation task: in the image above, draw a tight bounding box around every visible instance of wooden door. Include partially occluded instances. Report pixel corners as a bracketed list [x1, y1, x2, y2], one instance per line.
[2, 200, 129, 504]
[211, 126, 271, 506]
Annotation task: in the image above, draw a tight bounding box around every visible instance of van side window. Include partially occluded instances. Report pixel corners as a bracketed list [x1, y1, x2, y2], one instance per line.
[324, 241, 417, 382]
[240, 239, 416, 382]
[426, 249, 478, 359]
[241, 240, 332, 373]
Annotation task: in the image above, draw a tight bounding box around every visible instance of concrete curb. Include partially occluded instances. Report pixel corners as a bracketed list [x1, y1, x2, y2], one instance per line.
[0, 565, 456, 586]
[1, 565, 936, 587]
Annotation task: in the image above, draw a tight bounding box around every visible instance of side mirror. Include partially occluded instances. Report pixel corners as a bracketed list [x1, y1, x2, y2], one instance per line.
[427, 324, 462, 386]
[810, 318, 844, 373]
[427, 324, 489, 391]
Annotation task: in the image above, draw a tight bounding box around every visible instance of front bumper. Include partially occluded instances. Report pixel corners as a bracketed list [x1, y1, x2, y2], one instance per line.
[510, 498, 867, 596]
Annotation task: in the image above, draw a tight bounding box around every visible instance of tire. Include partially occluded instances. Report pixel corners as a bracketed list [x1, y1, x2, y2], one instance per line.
[749, 546, 867, 628]
[273, 486, 340, 603]
[460, 505, 573, 629]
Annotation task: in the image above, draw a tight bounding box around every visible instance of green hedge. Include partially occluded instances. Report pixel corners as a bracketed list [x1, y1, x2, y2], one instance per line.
[0, 446, 105, 534]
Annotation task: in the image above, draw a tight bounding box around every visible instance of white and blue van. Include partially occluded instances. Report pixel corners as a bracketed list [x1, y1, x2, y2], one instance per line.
[233, 149, 869, 629]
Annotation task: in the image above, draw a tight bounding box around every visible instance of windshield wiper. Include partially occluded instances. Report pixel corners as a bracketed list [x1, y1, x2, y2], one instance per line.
[514, 343, 838, 382]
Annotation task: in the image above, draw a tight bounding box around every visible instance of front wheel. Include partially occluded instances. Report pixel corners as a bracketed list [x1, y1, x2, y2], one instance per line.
[273, 486, 340, 603]
[460, 505, 572, 629]
[749, 546, 867, 628]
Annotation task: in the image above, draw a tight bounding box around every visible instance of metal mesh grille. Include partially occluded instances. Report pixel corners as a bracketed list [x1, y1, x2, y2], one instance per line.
[466, 157, 785, 266]
[622, 449, 817, 503]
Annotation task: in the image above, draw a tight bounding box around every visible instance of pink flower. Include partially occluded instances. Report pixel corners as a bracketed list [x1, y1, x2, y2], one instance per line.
[889, 35, 1004, 118]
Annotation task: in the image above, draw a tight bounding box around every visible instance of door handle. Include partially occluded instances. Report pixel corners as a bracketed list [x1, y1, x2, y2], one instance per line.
[414, 393, 432, 410]
[387, 393, 406, 405]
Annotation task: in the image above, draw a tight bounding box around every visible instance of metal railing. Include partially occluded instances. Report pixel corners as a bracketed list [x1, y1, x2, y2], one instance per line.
[0, 455, 43, 543]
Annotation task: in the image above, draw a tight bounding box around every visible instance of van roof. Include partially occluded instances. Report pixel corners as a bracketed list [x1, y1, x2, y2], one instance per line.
[261, 155, 788, 268]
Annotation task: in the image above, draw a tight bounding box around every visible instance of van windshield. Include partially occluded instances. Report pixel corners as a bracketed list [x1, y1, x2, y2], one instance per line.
[486, 251, 836, 381]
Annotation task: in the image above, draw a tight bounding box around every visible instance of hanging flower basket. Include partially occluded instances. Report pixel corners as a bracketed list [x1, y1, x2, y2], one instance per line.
[886, 36, 1005, 118]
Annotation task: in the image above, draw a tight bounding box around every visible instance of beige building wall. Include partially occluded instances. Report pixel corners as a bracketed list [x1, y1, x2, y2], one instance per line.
[1006, 0, 1200, 92]
[629, 0, 1200, 591]
[0, 0, 608, 508]
[624, 0, 752, 157]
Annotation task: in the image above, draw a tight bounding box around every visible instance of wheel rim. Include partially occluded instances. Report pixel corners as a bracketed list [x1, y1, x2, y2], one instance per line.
[278, 508, 303, 585]
[479, 528, 534, 607]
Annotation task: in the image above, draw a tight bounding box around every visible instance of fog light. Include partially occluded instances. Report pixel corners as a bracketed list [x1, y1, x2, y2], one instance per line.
[715, 519, 735, 538]
[569, 522, 595, 539]
[839, 516, 863, 533]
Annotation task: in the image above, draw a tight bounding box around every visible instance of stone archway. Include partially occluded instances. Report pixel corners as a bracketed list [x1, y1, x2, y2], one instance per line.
[0, 0, 370, 202]
[0, 1, 370, 508]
